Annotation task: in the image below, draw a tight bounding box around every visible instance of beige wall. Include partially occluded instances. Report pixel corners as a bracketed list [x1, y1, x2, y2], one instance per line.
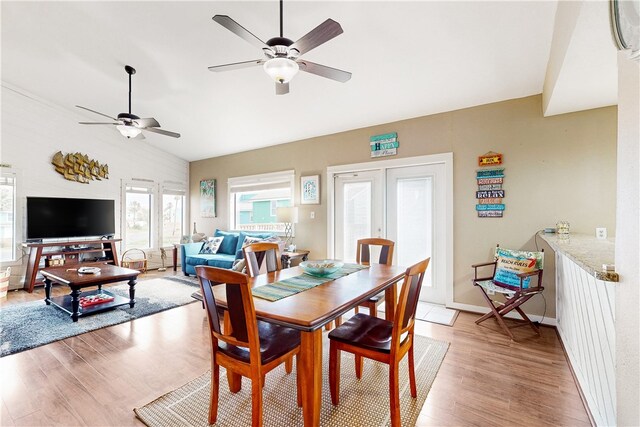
[190, 95, 617, 317]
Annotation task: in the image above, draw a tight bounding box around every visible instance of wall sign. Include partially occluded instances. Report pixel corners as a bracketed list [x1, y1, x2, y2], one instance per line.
[475, 153, 504, 218]
[370, 132, 398, 158]
[301, 175, 320, 205]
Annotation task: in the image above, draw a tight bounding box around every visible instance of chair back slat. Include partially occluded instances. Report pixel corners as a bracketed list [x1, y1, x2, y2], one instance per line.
[196, 266, 259, 352]
[356, 238, 395, 266]
[393, 258, 430, 340]
[243, 242, 282, 277]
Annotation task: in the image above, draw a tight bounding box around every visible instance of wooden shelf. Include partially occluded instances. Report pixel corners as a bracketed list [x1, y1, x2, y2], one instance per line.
[23, 239, 121, 293]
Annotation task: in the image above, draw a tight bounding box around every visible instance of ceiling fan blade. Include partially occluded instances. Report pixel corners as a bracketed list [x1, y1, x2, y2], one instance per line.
[298, 60, 352, 83]
[144, 127, 181, 138]
[134, 117, 160, 128]
[275, 82, 289, 95]
[208, 59, 264, 72]
[212, 15, 271, 51]
[78, 122, 119, 125]
[290, 19, 343, 55]
[76, 105, 118, 121]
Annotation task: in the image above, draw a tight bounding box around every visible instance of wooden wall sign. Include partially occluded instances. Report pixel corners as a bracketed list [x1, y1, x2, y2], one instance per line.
[51, 151, 109, 184]
[370, 132, 398, 158]
[478, 151, 503, 166]
[476, 156, 505, 217]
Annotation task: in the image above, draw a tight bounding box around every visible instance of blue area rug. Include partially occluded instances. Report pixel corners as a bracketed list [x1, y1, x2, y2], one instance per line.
[0, 277, 199, 357]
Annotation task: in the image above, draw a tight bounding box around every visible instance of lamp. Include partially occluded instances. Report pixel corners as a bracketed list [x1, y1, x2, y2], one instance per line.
[116, 124, 141, 138]
[276, 206, 299, 250]
[263, 57, 299, 84]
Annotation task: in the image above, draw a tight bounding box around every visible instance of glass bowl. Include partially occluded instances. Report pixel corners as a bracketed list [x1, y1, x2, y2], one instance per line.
[299, 260, 344, 276]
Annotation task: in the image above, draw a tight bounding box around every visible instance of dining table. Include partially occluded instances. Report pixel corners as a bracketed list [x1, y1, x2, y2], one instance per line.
[211, 263, 407, 427]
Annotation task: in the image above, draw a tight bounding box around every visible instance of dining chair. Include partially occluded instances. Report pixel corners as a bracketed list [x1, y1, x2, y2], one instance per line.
[333, 238, 395, 328]
[196, 265, 302, 426]
[328, 257, 429, 427]
[472, 245, 544, 340]
[243, 242, 283, 278]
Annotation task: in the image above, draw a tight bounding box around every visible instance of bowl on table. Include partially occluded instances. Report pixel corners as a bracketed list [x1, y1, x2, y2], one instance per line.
[299, 260, 344, 276]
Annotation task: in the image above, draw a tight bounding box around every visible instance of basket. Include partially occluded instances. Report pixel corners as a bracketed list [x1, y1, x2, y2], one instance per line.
[0, 267, 10, 299]
[121, 249, 147, 273]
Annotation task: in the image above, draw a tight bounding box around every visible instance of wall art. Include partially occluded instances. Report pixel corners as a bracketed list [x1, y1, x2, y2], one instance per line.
[200, 179, 216, 217]
[301, 175, 320, 205]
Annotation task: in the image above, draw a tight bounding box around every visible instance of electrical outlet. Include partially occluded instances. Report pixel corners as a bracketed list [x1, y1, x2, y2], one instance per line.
[596, 227, 607, 239]
[310, 211, 315, 219]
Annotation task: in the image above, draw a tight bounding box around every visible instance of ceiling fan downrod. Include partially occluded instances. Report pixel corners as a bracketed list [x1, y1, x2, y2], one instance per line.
[279, 0, 283, 38]
[125, 65, 136, 115]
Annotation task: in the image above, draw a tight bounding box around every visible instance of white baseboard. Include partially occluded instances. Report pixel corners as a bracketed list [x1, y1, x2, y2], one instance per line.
[447, 301, 557, 327]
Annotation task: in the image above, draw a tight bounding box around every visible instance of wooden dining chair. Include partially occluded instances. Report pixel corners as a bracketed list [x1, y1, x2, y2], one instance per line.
[328, 258, 429, 427]
[332, 238, 395, 328]
[195, 266, 302, 426]
[242, 242, 282, 278]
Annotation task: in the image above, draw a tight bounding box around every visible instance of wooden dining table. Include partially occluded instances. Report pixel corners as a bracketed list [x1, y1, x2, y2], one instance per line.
[211, 263, 406, 427]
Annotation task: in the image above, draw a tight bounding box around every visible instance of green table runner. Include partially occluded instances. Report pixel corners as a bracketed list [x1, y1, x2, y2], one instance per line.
[252, 263, 369, 302]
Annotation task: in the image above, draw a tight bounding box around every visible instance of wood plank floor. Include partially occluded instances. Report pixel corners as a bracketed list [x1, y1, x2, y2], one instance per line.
[0, 271, 591, 426]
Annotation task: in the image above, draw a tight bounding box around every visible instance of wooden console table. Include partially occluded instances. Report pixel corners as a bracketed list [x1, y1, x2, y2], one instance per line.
[281, 250, 310, 268]
[22, 239, 121, 293]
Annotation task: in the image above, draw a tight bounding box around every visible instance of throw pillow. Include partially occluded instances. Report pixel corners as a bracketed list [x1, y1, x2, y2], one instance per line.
[242, 236, 264, 247]
[493, 247, 544, 289]
[232, 259, 246, 273]
[214, 229, 239, 255]
[199, 236, 224, 255]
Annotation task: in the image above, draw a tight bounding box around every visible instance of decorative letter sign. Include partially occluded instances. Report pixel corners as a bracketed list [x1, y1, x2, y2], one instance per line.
[476, 152, 505, 218]
[370, 132, 398, 158]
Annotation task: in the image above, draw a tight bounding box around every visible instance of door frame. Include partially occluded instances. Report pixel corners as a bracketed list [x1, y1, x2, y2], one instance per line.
[326, 152, 454, 307]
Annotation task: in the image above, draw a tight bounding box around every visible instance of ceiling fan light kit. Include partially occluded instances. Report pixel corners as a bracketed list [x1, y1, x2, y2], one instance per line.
[76, 65, 181, 139]
[209, 0, 351, 95]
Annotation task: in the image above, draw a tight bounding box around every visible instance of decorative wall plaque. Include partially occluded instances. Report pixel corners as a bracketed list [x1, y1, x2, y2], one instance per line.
[51, 151, 109, 184]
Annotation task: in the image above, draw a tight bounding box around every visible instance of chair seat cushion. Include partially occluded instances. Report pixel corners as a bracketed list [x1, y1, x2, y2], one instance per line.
[328, 313, 394, 354]
[218, 320, 300, 364]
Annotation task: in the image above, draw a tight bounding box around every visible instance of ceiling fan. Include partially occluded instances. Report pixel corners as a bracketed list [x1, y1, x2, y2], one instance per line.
[208, 0, 351, 95]
[76, 65, 180, 139]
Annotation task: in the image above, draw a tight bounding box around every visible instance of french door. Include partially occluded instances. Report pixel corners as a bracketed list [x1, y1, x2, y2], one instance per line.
[330, 155, 451, 305]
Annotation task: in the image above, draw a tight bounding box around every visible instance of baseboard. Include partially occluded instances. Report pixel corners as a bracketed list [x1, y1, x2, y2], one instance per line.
[447, 301, 557, 327]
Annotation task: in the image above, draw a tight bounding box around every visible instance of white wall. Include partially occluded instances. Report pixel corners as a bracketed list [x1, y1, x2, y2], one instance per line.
[1, 83, 189, 288]
[614, 53, 640, 426]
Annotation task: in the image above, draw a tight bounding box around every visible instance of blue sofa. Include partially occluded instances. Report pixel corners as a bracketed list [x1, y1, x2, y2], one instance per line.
[181, 229, 275, 276]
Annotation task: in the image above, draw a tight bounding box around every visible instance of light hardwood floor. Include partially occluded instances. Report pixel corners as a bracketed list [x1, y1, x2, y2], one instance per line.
[0, 271, 591, 426]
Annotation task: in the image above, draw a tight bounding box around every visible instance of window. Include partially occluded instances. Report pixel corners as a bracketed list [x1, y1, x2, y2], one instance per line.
[228, 170, 294, 233]
[161, 184, 185, 247]
[0, 173, 16, 262]
[123, 183, 153, 250]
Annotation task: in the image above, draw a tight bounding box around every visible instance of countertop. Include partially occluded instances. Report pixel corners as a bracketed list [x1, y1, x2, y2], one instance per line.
[538, 232, 618, 282]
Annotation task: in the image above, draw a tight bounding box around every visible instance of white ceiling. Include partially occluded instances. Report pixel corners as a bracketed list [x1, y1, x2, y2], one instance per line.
[1, 1, 619, 162]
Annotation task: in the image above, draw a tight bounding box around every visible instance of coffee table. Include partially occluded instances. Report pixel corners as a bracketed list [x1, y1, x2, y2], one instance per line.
[41, 264, 140, 322]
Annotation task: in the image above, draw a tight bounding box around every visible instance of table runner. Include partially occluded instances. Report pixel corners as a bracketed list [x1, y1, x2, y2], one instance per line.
[252, 263, 369, 302]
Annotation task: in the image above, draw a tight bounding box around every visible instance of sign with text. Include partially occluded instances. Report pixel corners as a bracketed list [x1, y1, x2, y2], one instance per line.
[478, 210, 504, 218]
[476, 168, 505, 178]
[370, 132, 398, 158]
[477, 177, 503, 185]
[476, 203, 506, 211]
[476, 190, 505, 199]
[478, 152, 503, 166]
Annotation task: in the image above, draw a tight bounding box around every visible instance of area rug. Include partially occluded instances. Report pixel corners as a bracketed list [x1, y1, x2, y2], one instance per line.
[135, 334, 449, 427]
[0, 277, 199, 357]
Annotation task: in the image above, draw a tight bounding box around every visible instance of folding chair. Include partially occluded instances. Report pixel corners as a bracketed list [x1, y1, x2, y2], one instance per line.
[472, 245, 544, 340]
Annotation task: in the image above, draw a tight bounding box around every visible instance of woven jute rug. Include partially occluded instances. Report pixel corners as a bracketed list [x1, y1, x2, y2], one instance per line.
[134, 333, 448, 427]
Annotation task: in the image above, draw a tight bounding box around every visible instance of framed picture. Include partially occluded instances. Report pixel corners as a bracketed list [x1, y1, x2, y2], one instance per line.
[200, 179, 216, 217]
[301, 175, 320, 205]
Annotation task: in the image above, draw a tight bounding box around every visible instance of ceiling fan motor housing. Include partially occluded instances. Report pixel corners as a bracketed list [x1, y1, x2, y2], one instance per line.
[117, 112, 140, 122]
[266, 37, 299, 58]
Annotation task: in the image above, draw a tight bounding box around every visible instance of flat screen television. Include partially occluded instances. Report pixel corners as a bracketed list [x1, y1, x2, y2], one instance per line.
[27, 197, 115, 241]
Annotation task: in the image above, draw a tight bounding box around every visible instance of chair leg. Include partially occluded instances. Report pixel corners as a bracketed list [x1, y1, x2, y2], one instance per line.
[285, 356, 293, 374]
[515, 306, 541, 335]
[329, 342, 341, 405]
[251, 379, 264, 427]
[369, 302, 377, 318]
[325, 322, 333, 330]
[408, 339, 417, 398]
[335, 315, 343, 327]
[475, 286, 515, 340]
[209, 360, 219, 424]
[296, 353, 302, 407]
[354, 306, 359, 314]
[355, 355, 363, 379]
[389, 361, 401, 427]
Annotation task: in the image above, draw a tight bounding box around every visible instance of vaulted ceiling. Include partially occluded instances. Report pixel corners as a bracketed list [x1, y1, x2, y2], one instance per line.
[1, 1, 619, 162]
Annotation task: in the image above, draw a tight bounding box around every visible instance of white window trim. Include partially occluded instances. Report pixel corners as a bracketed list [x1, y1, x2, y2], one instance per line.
[0, 168, 18, 265]
[122, 179, 156, 251]
[227, 170, 295, 232]
[160, 182, 187, 248]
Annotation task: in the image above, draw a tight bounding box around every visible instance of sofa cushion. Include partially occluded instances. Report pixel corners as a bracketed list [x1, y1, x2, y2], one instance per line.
[199, 236, 224, 254]
[236, 231, 275, 253]
[206, 256, 236, 269]
[214, 229, 240, 255]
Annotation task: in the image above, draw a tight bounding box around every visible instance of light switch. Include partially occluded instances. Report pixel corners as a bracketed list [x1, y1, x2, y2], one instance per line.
[310, 212, 315, 219]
